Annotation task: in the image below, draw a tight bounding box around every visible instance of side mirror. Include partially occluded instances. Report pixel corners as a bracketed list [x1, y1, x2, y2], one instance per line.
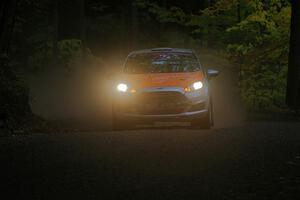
[207, 69, 219, 78]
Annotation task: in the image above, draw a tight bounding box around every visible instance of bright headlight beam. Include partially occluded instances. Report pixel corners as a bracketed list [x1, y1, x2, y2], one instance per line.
[193, 81, 203, 90]
[117, 83, 128, 92]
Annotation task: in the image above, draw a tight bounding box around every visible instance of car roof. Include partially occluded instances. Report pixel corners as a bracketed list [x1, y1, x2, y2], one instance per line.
[128, 48, 195, 56]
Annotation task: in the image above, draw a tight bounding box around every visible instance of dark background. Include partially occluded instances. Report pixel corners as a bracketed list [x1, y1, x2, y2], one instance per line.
[1, 1, 300, 199]
[0, 0, 299, 135]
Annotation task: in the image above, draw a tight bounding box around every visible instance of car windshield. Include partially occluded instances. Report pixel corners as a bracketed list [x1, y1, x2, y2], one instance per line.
[124, 52, 201, 74]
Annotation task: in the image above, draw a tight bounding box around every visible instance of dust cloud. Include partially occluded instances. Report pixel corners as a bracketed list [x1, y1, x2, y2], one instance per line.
[29, 48, 246, 130]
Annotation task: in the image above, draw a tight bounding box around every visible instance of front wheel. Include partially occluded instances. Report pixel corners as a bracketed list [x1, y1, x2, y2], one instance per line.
[112, 110, 134, 131]
[113, 117, 133, 131]
[191, 101, 213, 129]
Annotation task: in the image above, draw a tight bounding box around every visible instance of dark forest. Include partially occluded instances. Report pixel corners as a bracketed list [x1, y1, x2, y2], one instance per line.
[0, 0, 299, 131]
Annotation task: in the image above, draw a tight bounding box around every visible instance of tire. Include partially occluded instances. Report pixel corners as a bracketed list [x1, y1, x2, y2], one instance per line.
[191, 100, 213, 129]
[113, 117, 133, 131]
[112, 110, 133, 131]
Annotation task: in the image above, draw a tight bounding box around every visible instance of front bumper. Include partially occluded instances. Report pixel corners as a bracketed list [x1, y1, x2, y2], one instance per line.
[115, 109, 208, 122]
[113, 86, 209, 121]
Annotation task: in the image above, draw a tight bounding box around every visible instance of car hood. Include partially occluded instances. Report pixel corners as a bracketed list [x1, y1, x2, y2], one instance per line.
[120, 72, 204, 89]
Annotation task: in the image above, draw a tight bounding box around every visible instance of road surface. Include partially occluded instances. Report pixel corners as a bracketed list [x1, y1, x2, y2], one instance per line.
[1, 122, 300, 199]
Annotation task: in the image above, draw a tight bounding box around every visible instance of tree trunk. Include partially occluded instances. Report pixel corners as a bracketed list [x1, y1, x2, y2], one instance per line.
[0, 0, 33, 134]
[286, 0, 300, 109]
[237, 0, 241, 23]
[160, 0, 167, 31]
[130, 0, 139, 49]
[80, 0, 86, 56]
[52, 0, 58, 63]
[0, 0, 17, 55]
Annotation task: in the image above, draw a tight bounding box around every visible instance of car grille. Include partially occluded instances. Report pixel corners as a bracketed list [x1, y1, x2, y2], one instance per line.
[136, 91, 188, 115]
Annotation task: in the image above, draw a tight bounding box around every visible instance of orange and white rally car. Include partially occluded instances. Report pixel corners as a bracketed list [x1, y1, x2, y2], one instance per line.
[112, 48, 219, 129]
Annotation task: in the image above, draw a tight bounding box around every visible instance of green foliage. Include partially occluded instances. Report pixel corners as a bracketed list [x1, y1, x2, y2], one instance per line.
[226, 0, 291, 110]
[57, 39, 83, 68]
[28, 39, 86, 73]
[147, 4, 188, 25]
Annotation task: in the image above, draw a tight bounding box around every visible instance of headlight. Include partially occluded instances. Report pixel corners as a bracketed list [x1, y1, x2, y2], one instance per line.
[192, 81, 203, 90]
[117, 83, 128, 92]
[184, 81, 204, 93]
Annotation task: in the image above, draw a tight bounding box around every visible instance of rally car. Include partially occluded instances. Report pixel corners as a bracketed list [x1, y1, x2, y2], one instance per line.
[112, 48, 219, 129]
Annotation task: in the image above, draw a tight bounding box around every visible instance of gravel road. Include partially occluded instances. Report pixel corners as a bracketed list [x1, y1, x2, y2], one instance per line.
[1, 122, 300, 200]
